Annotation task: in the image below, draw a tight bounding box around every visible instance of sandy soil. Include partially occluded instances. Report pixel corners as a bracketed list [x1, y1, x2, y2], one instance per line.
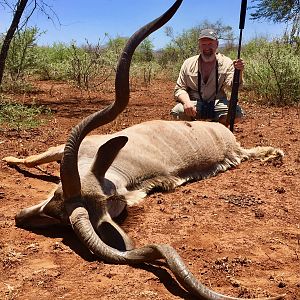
[0, 79, 299, 300]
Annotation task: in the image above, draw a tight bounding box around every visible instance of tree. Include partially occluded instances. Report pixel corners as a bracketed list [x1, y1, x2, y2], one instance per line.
[0, 0, 29, 87]
[134, 38, 154, 63]
[6, 27, 40, 81]
[0, 0, 58, 88]
[104, 36, 128, 70]
[250, 0, 300, 41]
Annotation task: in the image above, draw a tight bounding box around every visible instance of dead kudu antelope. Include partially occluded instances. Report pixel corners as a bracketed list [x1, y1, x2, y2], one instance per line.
[3, 1, 285, 300]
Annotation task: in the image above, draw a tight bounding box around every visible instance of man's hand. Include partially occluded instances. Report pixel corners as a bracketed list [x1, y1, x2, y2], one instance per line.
[177, 93, 197, 117]
[183, 101, 197, 117]
[233, 58, 245, 71]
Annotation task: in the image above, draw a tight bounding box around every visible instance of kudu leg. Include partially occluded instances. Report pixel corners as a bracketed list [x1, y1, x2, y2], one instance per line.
[2, 145, 65, 167]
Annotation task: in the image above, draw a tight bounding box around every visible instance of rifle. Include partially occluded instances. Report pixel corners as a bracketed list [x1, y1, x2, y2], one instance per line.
[226, 0, 247, 132]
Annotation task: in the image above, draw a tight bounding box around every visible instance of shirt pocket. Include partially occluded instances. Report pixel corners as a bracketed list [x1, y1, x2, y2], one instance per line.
[184, 71, 198, 91]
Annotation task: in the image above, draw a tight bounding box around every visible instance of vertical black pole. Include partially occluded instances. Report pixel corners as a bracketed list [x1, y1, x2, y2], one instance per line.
[226, 0, 247, 132]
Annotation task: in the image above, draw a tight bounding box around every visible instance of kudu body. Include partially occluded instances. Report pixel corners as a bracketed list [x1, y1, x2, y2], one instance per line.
[3, 1, 285, 299]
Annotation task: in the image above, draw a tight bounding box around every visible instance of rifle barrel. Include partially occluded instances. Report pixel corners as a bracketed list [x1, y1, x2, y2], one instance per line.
[226, 0, 247, 132]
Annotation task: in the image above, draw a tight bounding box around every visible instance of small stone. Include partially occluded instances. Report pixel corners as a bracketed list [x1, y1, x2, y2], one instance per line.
[278, 281, 286, 288]
[254, 209, 265, 219]
[231, 280, 240, 287]
[275, 187, 286, 194]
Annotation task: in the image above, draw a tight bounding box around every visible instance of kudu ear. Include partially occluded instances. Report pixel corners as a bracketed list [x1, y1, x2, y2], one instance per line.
[91, 136, 128, 177]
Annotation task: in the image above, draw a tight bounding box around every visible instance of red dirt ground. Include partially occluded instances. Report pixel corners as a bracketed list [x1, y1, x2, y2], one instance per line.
[0, 80, 299, 300]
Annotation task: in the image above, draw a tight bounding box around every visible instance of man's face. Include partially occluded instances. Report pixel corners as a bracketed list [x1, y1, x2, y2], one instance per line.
[198, 38, 218, 62]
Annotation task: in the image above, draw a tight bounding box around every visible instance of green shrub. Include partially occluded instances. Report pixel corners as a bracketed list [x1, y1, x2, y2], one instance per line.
[1, 80, 37, 94]
[0, 102, 51, 130]
[130, 61, 163, 88]
[5, 27, 41, 81]
[243, 38, 300, 106]
[34, 43, 71, 80]
[68, 42, 108, 89]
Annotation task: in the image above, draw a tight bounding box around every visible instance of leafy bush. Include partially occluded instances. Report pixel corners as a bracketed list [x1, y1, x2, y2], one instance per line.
[130, 61, 162, 88]
[5, 27, 41, 81]
[35, 43, 71, 80]
[1, 80, 37, 94]
[243, 38, 300, 106]
[103, 36, 127, 69]
[0, 102, 51, 130]
[68, 41, 113, 89]
[134, 39, 155, 63]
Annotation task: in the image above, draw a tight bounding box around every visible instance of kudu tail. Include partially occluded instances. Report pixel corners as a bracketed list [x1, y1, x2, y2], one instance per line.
[243, 146, 284, 162]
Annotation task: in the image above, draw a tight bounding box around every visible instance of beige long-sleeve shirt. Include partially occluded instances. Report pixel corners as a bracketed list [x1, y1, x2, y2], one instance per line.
[174, 53, 239, 102]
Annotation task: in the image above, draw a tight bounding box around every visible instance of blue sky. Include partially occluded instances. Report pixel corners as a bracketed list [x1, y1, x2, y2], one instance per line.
[1, 0, 285, 49]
